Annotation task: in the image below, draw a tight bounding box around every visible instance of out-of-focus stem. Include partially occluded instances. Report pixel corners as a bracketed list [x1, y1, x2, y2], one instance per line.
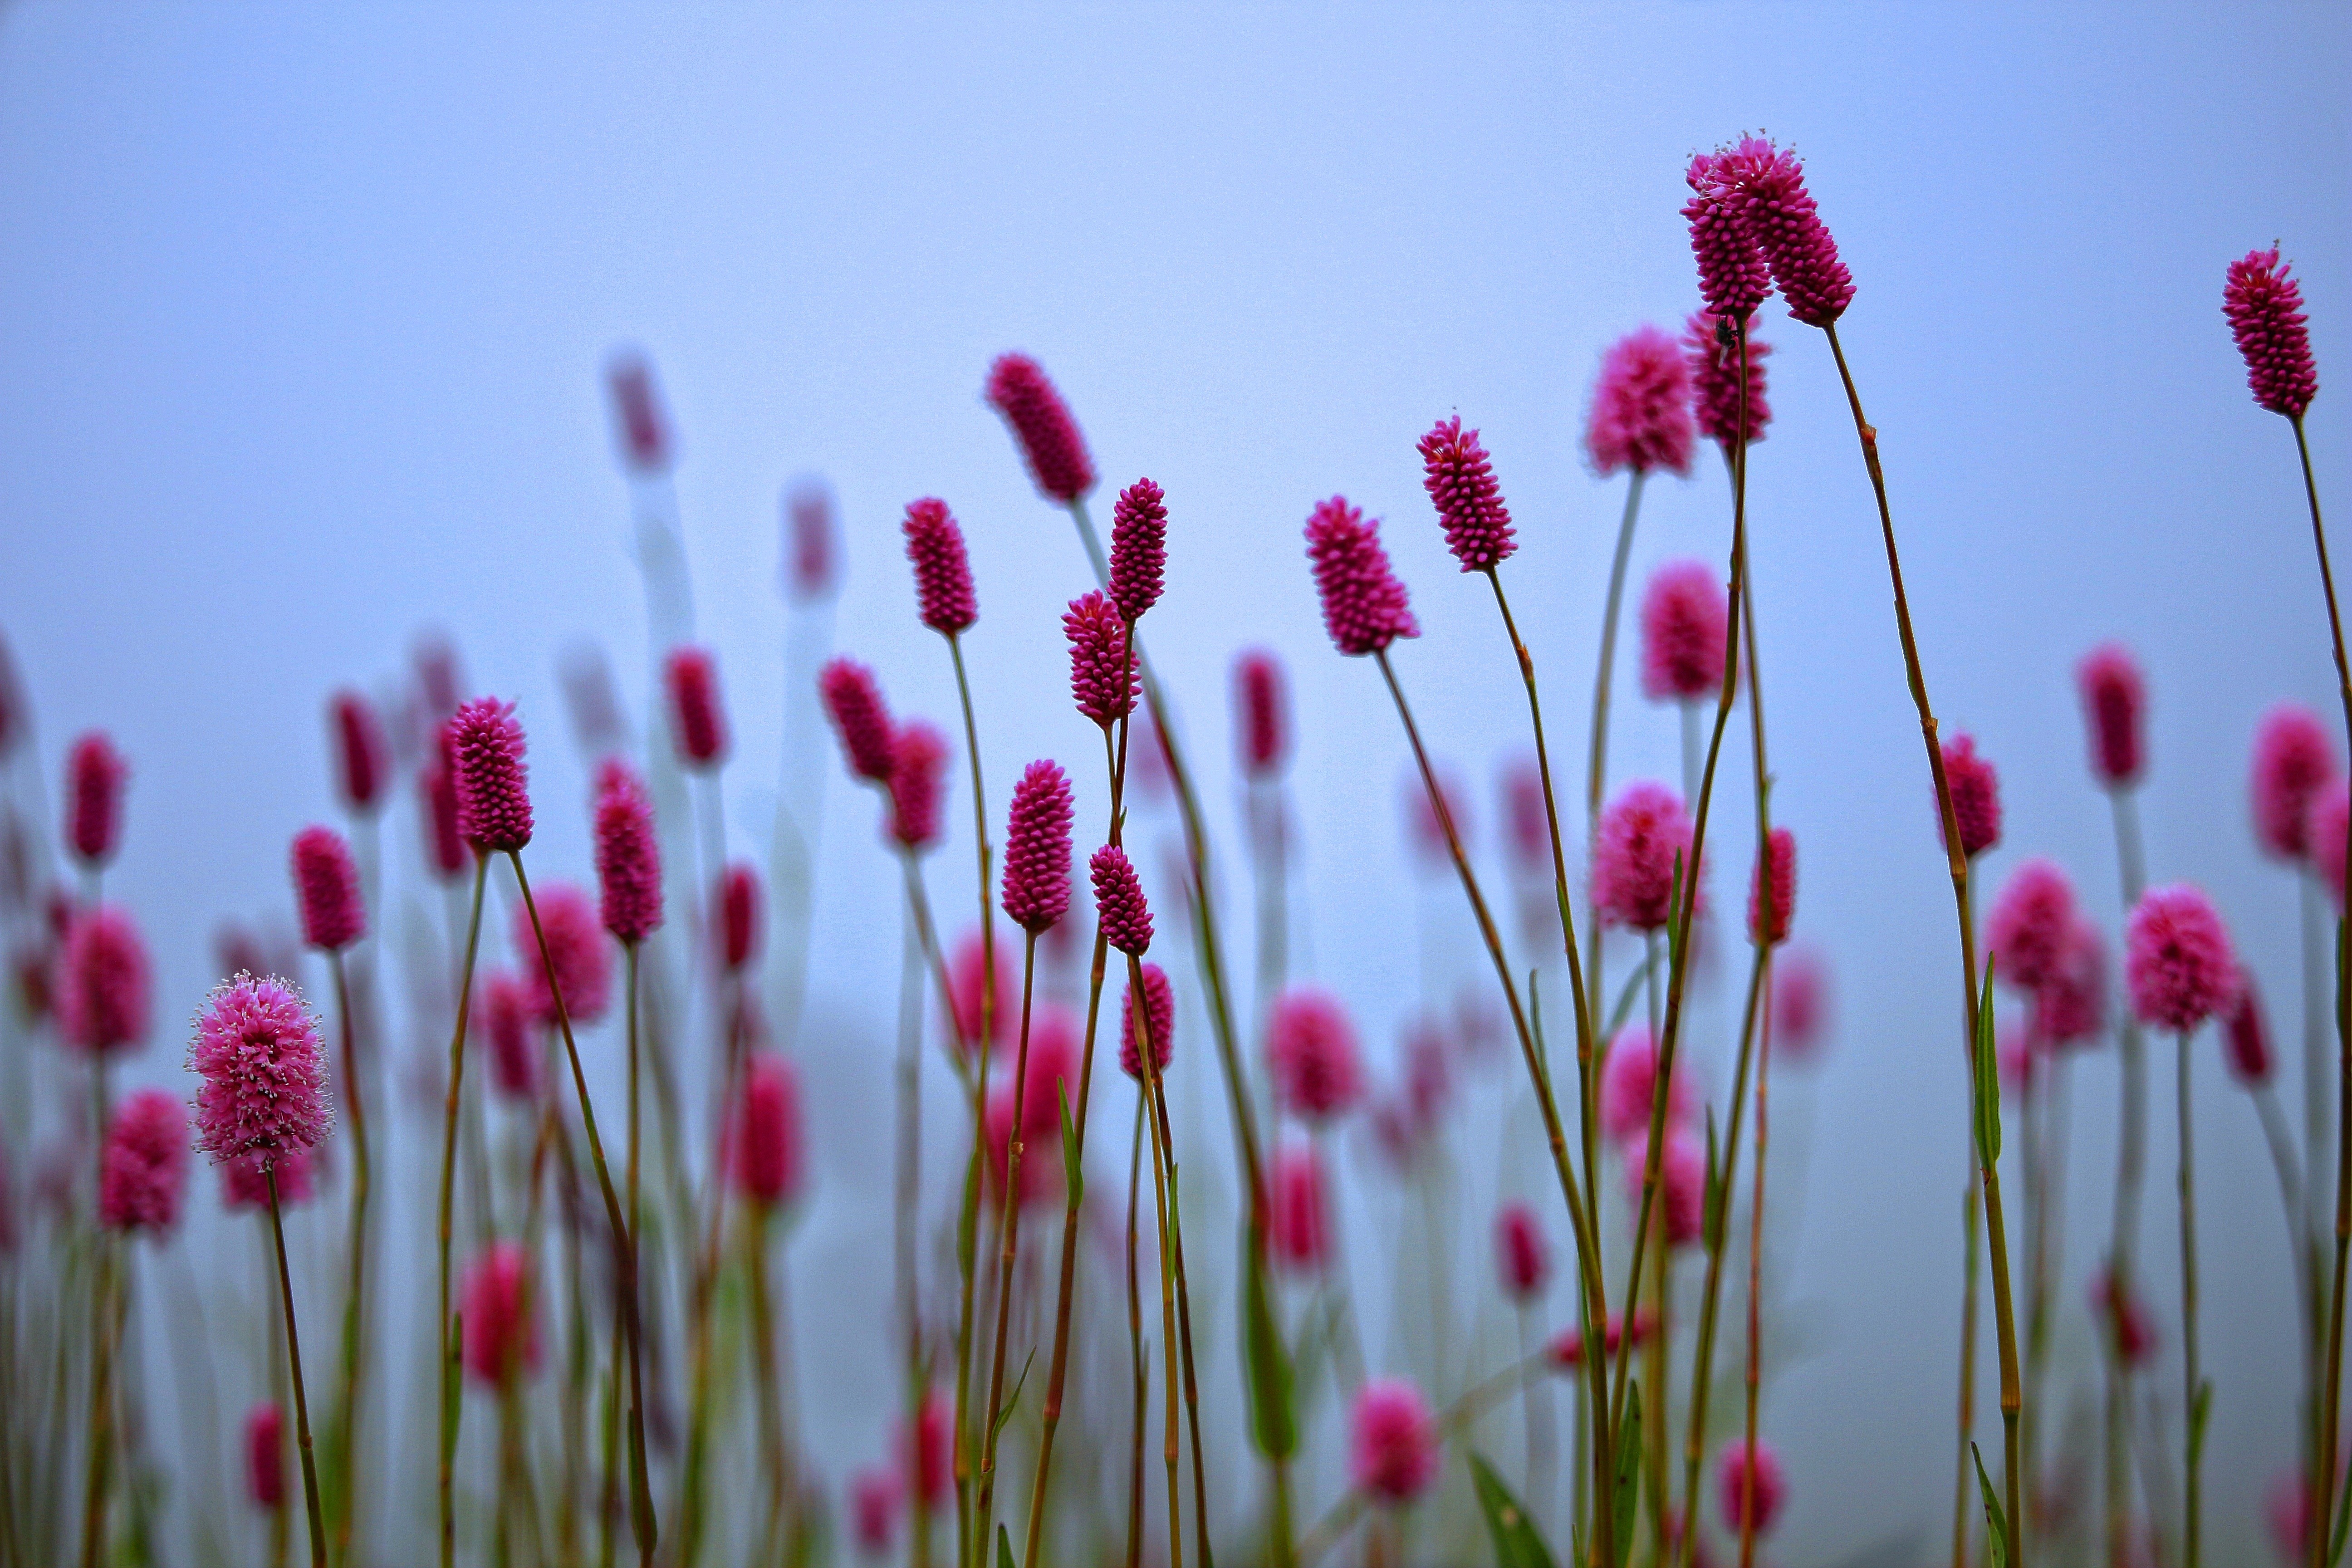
[975, 936, 1041, 1551]
[1738, 959, 1773, 1568]
[2254, 1083, 2315, 1434]
[326, 948, 370, 1566]
[1141, 980, 1212, 1563]
[2176, 1031, 2204, 1568]
[745, 1205, 791, 1567]
[1587, 470, 1649, 1041]
[266, 1173, 327, 1568]
[79, 1063, 113, 1568]
[436, 854, 489, 1568]
[1125, 1099, 1147, 1568]
[946, 630, 995, 1568]
[2104, 784, 2148, 1566]
[1141, 1056, 1183, 1568]
[896, 858, 934, 1568]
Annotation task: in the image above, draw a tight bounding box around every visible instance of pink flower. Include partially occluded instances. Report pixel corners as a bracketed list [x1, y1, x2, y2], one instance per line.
[982, 1084, 1055, 1210]
[2126, 884, 2237, 1033]
[461, 1240, 539, 1386]
[1117, 961, 1176, 1081]
[223, 1147, 314, 1211]
[1639, 560, 1726, 703]
[1624, 1131, 1705, 1249]
[1747, 826, 1796, 947]
[329, 691, 387, 813]
[480, 972, 540, 1102]
[849, 1465, 901, 1555]
[245, 1403, 285, 1511]
[902, 1390, 953, 1506]
[512, 882, 611, 1026]
[1267, 990, 1364, 1122]
[446, 699, 533, 853]
[604, 350, 671, 472]
[2092, 1266, 2157, 1366]
[902, 497, 977, 637]
[1018, 1009, 1081, 1135]
[291, 825, 365, 952]
[189, 974, 332, 1170]
[58, 906, 151, 1056]
[1600, 1026, 1695, 1144]
[2224, 968, 2274, 1087]
[783, 478, 839, 604]
[730, 1052, 804, 1208]
[593, 762, 663, 945]
[65, 730, 127, 867]
[1684, 311, 1771, 451]
[1418, 416, 1517, 570]
[1681, 155, 1769, 324]
[946, 931, 1018, 1060]
[887, 721, 950, 853]
[99, 1088, 187, 1236]
[820, 658, 898, 784]
[1592, 781, 1695, 931]
[1718, 136, 1854, 327]
[1494, 1201, 1548, 1301]
[1110, 477, 1168, 621]
[717, 863, 763, 974]
[419, 755, 466, 881]
[2076, 643, 2146, 788]
[1000, 761, 1076, 934]
[1234, 650, 1289, 779]
[1716, 1438, 1787, 1535]
[1268, 1144, 1329, 1274]
[2224, 248, 2318, 420]
[2035, 918, 2108, 1050]
[1937, 733, 2001, 860]
[985, 353, 1095, 503]
[1584, 327, 1695, 479]
[1350, 1378, 1439, 1504]
[1090, 845, 1152, 956]
[664, 646, 730, 769]
[1063, 591, 1137, 727]
[1305, 497, 1418, 658]
[2253, 704, 2338, 861]
[1986, 858, 2077, 992]
[2314, 784, 2351, 912]
[1771, 947, 1833, 1063]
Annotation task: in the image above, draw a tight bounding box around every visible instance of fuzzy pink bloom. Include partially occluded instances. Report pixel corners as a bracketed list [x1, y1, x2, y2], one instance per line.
[985, 353, 1095, 503]
[329, 690, 387, 813]
[1772, 947, 1833, 1063]
[420, 757, 466, 880]
[2093, 1266, 2157, 1366]
[1585, 327, 1696, 478]
[1063, 591, 1137, 727]
[1351, 1378, 1439, 1504]
[1494, 1201, 1549, 1301]
[1986, 858, 2077, 993]
[223, 1146, 314, 1211]
[2225, 248, 2319, 420]
[480, 972, 540, 1102]
[58, 906, 151, 1056]
[1599, 1025, 1695, 1143]
[189, 974, 332, 1169]
[1116, 961, 1176, 1081]
[730, 1052, 804, 1208]
[946, 931, 1018, 1059]
[820, 657, 898, 784]
[714, 862, 762, 974]
[902, 1391, 953, 1506]
[1719, 136, 1854, 327]
[605, 350, 671, 472]
[902, 497, 977, 636]
[2035, 918, 2109, 1050]
[1682, 154, 1770, 323]
[65, 730, 127, 867]
[1234, 649, 1289, 779]
[1639, 560, 1726, 702]
[1267, 989, 1364, 1122]
[887, 721, 950, 853]
[1684, 311, 1771, 451]
[1110, 476, 1168, 621]
[461, 1240, 539, 1386]
[849, 1466, 900, 1555]
[244, 1403, 285, 1511]
[512, 882, 611, 1026]
[1747, 826, 1796, 946]
[2076, 643, 2146, 788]
[446, 699, 532, 853]
[783, 478, 839, 604]
[1593, 781, 1695, 931]
[2224, 968, 2274, 1087]
[2253, 704, 2338, 861]
[1625, 1131, 1705, 1249]
[1091, 844, 1152, 956]
[593, 762, 663, 945]
[664, 646, 729, 769]
[1268, 1144, 1329, 1274]
[100, 1088, 187, 1236]
[1418, 416, 1517, 570]
[2127, 884, 2237, 1032]
[291, 825, 365, 951]
[1305, 496, 1419, 657]
[998, 760, 1075, 933]
[2314, 784, 2351, 912]
[1716, 1438, 1787, 1535]
[1546, 1309, 1656, 1371]
[1936, 733, 2001, 860]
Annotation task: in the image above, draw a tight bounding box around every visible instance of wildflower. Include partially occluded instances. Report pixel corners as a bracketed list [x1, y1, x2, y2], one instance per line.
[730, 1053, 805, 1208]
[1986, 858, 2077, 992]
[664, 646, 730, 769]
[329, 691, 387, 813]
[1305, 497, 1418, 657]
[718, 863, 763, 973]
[902, 498, 977, 636]
[2076, 643, 2146, 789]
[1718, 136, 1854, 327]
[446, 699, 533, 853]
[1716, 1438, 1788, 1535]
[480, 973, 539, 1102]
[2224, 248, 2318, 419]
[1350, 1378, 1439, 1503]
[99, 1088, 187, 1236]
[460, 1241, 539, 1386]
[1592, 781, 1695, 931]
[1495, 1201, 1549, 1301]
[821, 658, 898, 784]
[512, 883, 611, 1026]
[1625, 1130, 1705, 1248]
[1747, 826, 1797, 946]
[1234, 650, 1290, 779]
[291, 826, 365, 952]
[1937, 733, 2001, 859]
[223, 1147, 314, 1211]
[1001, 761, 1076, 933]
[189, 974, 332, 1169]
[593, 762, 663, 944]
[2126, 885, 2237, 1033]
[1109, 477, 1168, 620]
[1117, 962, 1174, 1081]
[1419, 416, 1517, 570]
[1684, 310, 1772, 451]
[985, 353, 1095, 503]
[1269, 1144, 1329, 1273]
[1641, 560, 1727, 702]
[65, 730, 127, 867]
[887, 721, 950, 853]
[1063, 592, 1137, 727]
[1090, 845, 1152, 956]
[58, 906, 151, 1056]
[783, 478, 840, 604]
[2252, 704, 2337, 860]
[1681, 153, 1769, 323]
[245, 1404, 285, 1510]
[1267, 989, 1364, 1122]
[1598, 1025, 1695, 1143]
[605, 350, 671, 472]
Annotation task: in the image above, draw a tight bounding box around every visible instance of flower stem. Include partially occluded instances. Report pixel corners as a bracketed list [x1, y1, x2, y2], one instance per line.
[976, 933, 1041, 1552]
[2177, 1030, 2204, 1568]
[326, 947, 370, 1565]
[1125, 1099, 1147, 1568]
[1141, 1054, 1183, 1568]
[1137, 960, 1213, 1563]
[897, 856, 935, 1568]
[79, 1060, 114, 1568]
[744, 1204, 791, 1566]
[2103, 784, 2149, 1563]
[266, 1171, 327, 1568]
[946, 630, 995, 1568]
[435, 853, 489, 1568]
[1954, 1176, 1980, 1568]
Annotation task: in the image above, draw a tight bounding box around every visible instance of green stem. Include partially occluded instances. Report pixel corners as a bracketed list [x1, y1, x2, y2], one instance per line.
[435, 853, 488, 1568]
[975, 933, 1040, 1552]
[327, 948, 370, 1566]
[2104, 785, 2149, 1563]
[2178, 1031, 2203, 1568]
[946, 631, 995, 1568]
[267, 1172, 327, 1568]
[79, 1063, 113, 1568]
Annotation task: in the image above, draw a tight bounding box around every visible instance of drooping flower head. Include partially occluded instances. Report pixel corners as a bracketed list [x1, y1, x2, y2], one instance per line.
[1090, 845, 1152, 956]
[2224, 247, 2318, 420]
[1747, 826, 1796, 946]
[2036, 918, 2108, 1051]
[58, 906, 152, 1056]
[1592, 781, 1695, 931]
[420, 755, 466, 881]
[329, 690, 387, 813]
[718, 863, 763, 974]
[730, 1052, 805, 1208]
[100, 1088, 187, 1236]
[222, 1147, 314, 1211]
[1110, 477, 1169, 621]
[1624, 1130, 1706, 1248]
[1350, 1378, 1439, 1504]
[783, 477, 840, 604]
[2253, 703, 2338, 861]
[1418, 416, 1517, 570]
[1681, 153, 1769, 323]
[1684, 310, 1772, 451]
[902, 498, 977, 637]
[245, 1403, 285, 1511]
[1599, 1025, 1696, 1144]
[1268, 1143, 1329, 1274]
[66, 730, 127, 868]
[291, 825, 365, 952]
[446, 699, 533, 853]
[820, 658, 898, 784]
[605, 350, 672, 473]
[887, 721, 950, 853]
[664, 646, 730, 770]
[593, 761, 663, 945]
[2126, 884, 2238, 1033]
[2076, 643, 2146, 789]
[1936, 733, 2001, 860]
[480, 972, 540, 1102]
[189, 974, 333, 1170]
[1639, 559, 1727, 702]
[1716, 1438, 1788, 1535]
[1494, 1201, 1549, 1302]
[1717, 135, 1855, 327]
[1118, 961, 1175, 1080]
[1000, 760, 1076, 933]
[1063, 591, 1137, 727]
[1585, 328, 1696, 479]
[2225, 967, 2274, 1087]
[461, 1240, 540, 1386]
[985, 353, 1095, 503]
[1234, 649, 1290, 779]
[1986, 858, 2078, 993]
[512, 882, 611, 1026]
[1266, 988, 1364, 1122]
[1305, 497, 1419, 657]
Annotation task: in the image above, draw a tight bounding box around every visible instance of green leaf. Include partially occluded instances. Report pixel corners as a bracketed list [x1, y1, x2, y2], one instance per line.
[1058, 1081, 1083, 1210]
[1611, 1384, 1641, 1567]
[1703, 1108, 1724, 1252]
[999, 1522, 1017, 1568]
[1529, 970, 1549, 1079]
[1972, 957, 2002, 1169]
[993, 1350, 1038, 1442]
[2189, 1377, 2213, 1466]
[1971, 1441, 2009, 1568]
[1468, 1450, 1558, 1568]
[1603, 948, 1662, 1044]
[1242, 1251, 1297, 1458]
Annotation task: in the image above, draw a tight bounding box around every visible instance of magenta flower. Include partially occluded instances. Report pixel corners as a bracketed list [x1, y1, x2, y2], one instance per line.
[65, 730, 127, 868]
[1117, 961, 1175, 1081]
[1747, 826, 1796, 946]
[329, 690, 387, 813]
[2224, 248, 2318, 420]
[1110, 477, 1169, 621]
[446, 699, 532, 853]
[1625, 1131, 1705, 1247]
[291, 825, 365, 952]
[2224, 969, 2273, 1087]
[985, 353, 1096, 504]
[902, 497, 978, 637]
[1234, 649, 1290, 779]
[512, 882, 611, 1026]
[664, 646, 730, 770]
[2126, 884, 2238, 1032]
[1000, 761, 1076, 934]
[1418, 415, 1517, 570]
[58, 906, 151, 1056]
[2253, 703, 2338, 861]
[480, 973, 539, 1102]
[1681, 154, 1770, 324]
[1305, 496, 1419, 658]
[189, 973, 332, 1170]
[99, 1088, 187, 1236]
[460, 1240, 539, 1387]
[1268, 1144, 1329, 1274]
[903, 1391, 953, 1507]
[2076, 642, 2146, 789]
[2316, 784, 2351, 912]
[419, 756, 466, 881]
[1090, 845, 1152, 956]
[1936, 733, 2001, 860]
[2093, 1265, 2158, 1366]
[1266, 989, 1364, 1122]
[245, 1403, 285, 1511]
[604, 350, 672, 473]
[1641, 559, 1726, 703]
[820, 657, 899, 784]
[1585, 327, 1696, 479]
[1494, 1201, 1549, 1302]
[783, 478, 840, 604]
[1599, 1025, 1695, 1144]
[1986, 858, 2078, 992]
[887, 720, 950, 853]
[947, 931, 1019, 1060]
[849, 1466, 901, 1555]
[730, 1052, 805, 1208]
[2035, 917, 2108, 1050]
[1017, 1009, 1080, 1133]
[1772, 947, 1833, 1063]
[1063, 591, 1138, 727]
[1684, 310, 1772, 451]
[1716, 1437, 1788, 1535]
[718, 863, 763, 974]
[1592, 780, 1695, 931]
[1350, 1378, 1439, 1504]
[1719, 135, 1855, 327]
[593, 761, 663, 945]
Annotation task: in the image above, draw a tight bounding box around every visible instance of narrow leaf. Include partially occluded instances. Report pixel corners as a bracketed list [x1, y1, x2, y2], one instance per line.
[1468, 1450, 1558, 1568]
[1243, 1253, 1297, 1458]
[993, 1350, 1038, 1442]
[999, 1522, 1017, 1568]
[1703, 1108, 1724, 1252]
[1058, 1080, 1083, 1210]
[1971, 1441, 2009, 1568]
[1972, 956, 2002, 1168]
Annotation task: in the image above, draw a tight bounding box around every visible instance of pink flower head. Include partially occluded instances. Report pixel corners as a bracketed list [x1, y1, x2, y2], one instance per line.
[480, 972, 540, 1101]
[986, 353, 1095, 502]
[1268, 1144, 1329, 1274]
[1718, 136, 1854, 327]
[1593, 781, 1695, 931]
[2126, 884, 2237, 1033]
[1063, 591, 1137, 727]
[1987, 858, 2078, 993]
[730, 1052, 805, 1208]
[1747, 826, 1796, 947]
[1350, 1378, 1439, 1504]
[66, 730, 128, 867]
[2092, 1266, 2157, 1366]
[245, 1403, 285, 1511]
[783, 477, 840, 604]
[1716, 1438, 1787, 1536]
[1936, 733, 2001, 860]
[1000, 760, 1076, 933]
[1772, 946, 1833, 1063]
[58, 906, 152, 1056]
[1639, 560, 1727, 703]
[100, 1088, 187, 1236]
[1267, 989, 1364, 1122]
[2314, 784, 2351, 913]
[1683, 311, 1772, 451]
[593, 762, 663, 945]
[1234, 649, 1290, 779]
[664, 646, 730, 769]
[1682, 154, 1770, 323]
[821, 658, 898, 784]
[420, 756, 466, 881]
[2225, 248, 2318, 420]
[1018, 1008, 1081, 1135]
[2076, 643, 2146, 788]
[1110, 476, 1169, 621]
[1419, 416, 1517, 571]
[2036, 918, 2109, 1051]
[329, 690, 387, 813]
[1599, 1025, 1695, 1143]
[446, 699, 532, 853]
[717, 863, 763, 973]
[2253, 704, 2338, 860]
[461, 1240, 539, 1386]
[1494, 1201, 1549, 1301]
[1090, 844, 1152, 956]
[189, 974, 332, 1170]
[887, 721, 950, 853]
[1585, 327, 1696, 479]
[902, 1390, 953, 1506]
[1118, 961, 1175, 1081]
[291, 825, 365, 952]
[1624, 1130, 1705, 1249]
[902, 497, 977, 636]
[946, 931, 1018, 1060]
[512, 882, 611, 1027]
[605, 350, 672, 473]
[223, 1146, 314, 1211]
[849, 1466, 901, 1555]
[2219, 966, 2272, 1089]
[1305, 497, 1419, 658]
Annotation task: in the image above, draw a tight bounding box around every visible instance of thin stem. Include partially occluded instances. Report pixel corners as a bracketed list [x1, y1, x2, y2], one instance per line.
[946, 631, 995, 1568]
[2255, 1082, 2317, 1441]
[745, 1205, 790, 1568]
[897, 858, 935, 1568]
[435, 853, 489, 1568]
[267, 1173, 327, 1568]
[1584, 470, 1646, 1245]
[327, 947, 370, 1564]
[79, 1061, 113, 1568]
[976, 933, 1041, 1551]
[2178, 1031, 2203, 1568]
[1141, 1065, 1182, 1568]
[2104, 784, 2149, 1566]
[1141, 976, 1212, 1565]
[1125, 1099, 1147, 1568]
